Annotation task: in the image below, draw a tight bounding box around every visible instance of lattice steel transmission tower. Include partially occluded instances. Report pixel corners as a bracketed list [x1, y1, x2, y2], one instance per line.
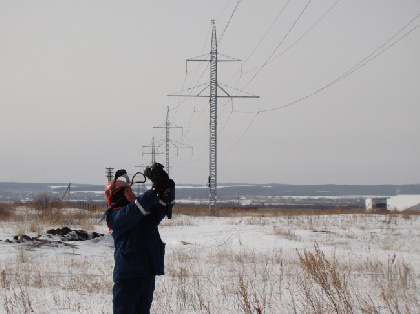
[105, 167, 114, 183]
[169, 20, 259, 215]
[142, 137, 163, 164]
[208, 20, 218, 215]
[154, 107, 186, 176]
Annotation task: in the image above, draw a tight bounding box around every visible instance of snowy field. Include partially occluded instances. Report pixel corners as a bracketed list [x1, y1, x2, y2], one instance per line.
[0, 205, 419, 313]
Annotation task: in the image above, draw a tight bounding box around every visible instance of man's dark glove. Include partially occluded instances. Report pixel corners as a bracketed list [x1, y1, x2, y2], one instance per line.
[143, 166, 154, 181]
[152, 178, 169, 195]
[168, 179, 175, 188]
[158, 179, 175, 219]
[144, 163, 169, 184]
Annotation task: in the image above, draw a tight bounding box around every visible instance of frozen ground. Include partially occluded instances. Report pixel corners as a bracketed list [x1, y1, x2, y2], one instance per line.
[0, 208, 419, 313]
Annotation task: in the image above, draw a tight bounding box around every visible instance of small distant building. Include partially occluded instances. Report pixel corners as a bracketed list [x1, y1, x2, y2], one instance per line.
[366, 195, 420, 212]
[387, 195, 420, 211]
[365, 197, 389, 211]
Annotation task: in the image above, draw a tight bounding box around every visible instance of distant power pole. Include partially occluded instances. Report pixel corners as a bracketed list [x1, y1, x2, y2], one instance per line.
[141, 138, 164, 193]
[61, 183, 71, 202]
[169, 20, 259, 215]
[105, 167, 114, 183]
[142, 137, 163, 164]
[154, 107, 192, 176]
[154, 107, 181, 175]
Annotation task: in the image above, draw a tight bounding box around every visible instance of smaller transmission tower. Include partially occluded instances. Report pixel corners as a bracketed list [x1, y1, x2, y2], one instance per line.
[142, 137, 164, 164]
[154, 107, 191, 175]
[105, 167, 114, 183]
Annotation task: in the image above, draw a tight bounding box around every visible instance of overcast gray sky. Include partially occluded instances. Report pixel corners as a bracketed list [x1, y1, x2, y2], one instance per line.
[1, 0, 419, 186]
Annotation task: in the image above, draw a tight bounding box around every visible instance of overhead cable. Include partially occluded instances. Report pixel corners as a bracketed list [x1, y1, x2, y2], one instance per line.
[219, 10, 420, 159]
[241, 0, 313, 91]
[242, 0, 291, 68]
[246, 0, 341, 74]
[218, 0, 243, 45]
[259, 11, 420, 113]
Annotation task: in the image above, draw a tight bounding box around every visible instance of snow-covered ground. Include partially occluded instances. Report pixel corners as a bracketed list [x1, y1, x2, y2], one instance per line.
[0, 208, 418, 313]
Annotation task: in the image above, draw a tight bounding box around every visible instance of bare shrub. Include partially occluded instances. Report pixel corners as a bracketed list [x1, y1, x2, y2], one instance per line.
[273, 226, 301, 241]
[33, 193, 60, 211]
[28, 220, 43, 234]
[1, 270, 10, 289]
[16, 247, 29, 264]
[0, 203, 13, 220]
[80, 218, 94, 231]
[297, 243, 354, 313]
[237, 274, 264, 314]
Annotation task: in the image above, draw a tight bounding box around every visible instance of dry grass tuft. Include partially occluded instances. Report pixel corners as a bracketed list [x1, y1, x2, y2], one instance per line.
[0, 203, 14, 221]
[297, 243, 353, 313]
[273, 226, 302, 241]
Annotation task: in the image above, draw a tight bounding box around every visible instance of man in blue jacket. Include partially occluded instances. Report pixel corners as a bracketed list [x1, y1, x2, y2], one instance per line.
[102, 164, 175, 314]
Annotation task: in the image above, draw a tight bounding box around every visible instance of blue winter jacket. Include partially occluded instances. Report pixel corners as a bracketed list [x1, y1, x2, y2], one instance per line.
[103, 186, 175, 282]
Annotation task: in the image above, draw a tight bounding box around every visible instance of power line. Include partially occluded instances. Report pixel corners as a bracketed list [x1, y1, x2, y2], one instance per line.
[218, 0, 243, 45]
[241, 0, 313, 92]
[239, 0, 340, 78]
[267, 0, 341, 66]
[219, 111, 260, 158]
[259, 12, 420, 113]
[241, 0, 291, 67]
[171, 24, 213, 123]
[217, 11, 420, 158]
[217, 0, 315, 138]
[215, 0, 236, 21]
[214, 0, 315, 146]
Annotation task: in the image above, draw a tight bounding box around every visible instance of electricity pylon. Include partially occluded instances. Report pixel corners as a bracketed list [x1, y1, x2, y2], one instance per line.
[105, 167, 114, 183]
[169, 20, 259, 215]
[142, 137, 164, 164]
[154, 107, 192, 176]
